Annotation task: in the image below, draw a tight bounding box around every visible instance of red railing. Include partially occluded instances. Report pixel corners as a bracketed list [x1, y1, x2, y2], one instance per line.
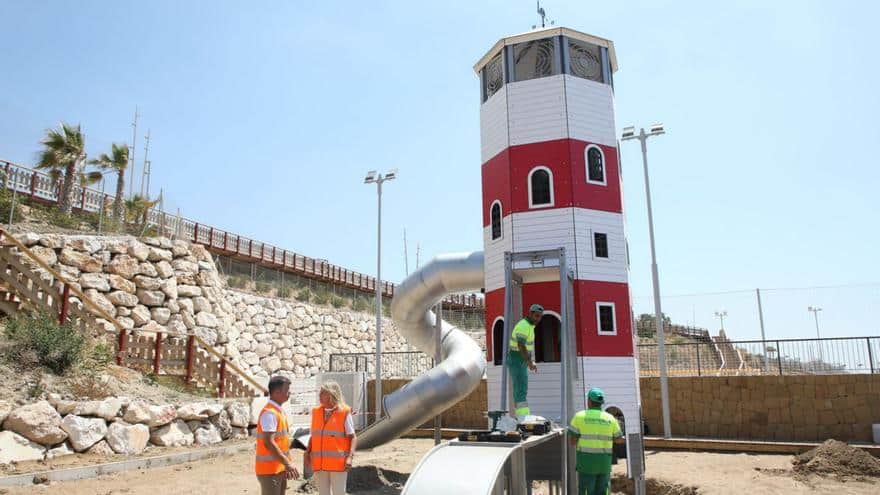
[0, 158, 484, 310]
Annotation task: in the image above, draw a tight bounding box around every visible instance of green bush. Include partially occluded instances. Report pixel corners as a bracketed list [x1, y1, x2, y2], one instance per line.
[296, 288, 311, 302]
[277, 285, 291, 299]
[0, 188, 23, 223]
[227, 275, 249, 289]
[352, 297, 370, 312]
[330, 295, 347, 308]
[3, 311, 86, 374]
[254, 281, 271, 294]
[313, 290, 331, 306]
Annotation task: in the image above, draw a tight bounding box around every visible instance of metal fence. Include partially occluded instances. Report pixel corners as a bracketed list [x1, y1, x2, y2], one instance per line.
[330, 336, 879, 379]
[639, 336, 879, 377]
[328, 352, 436, 379]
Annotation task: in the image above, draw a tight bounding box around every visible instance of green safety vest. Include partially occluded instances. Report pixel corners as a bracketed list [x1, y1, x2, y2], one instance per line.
[508, 318, 535, 352]
[568, 408, 622, 457]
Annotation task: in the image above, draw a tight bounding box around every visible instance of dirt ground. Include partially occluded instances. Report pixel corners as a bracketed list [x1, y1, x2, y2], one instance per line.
[3, 439, 878, 495]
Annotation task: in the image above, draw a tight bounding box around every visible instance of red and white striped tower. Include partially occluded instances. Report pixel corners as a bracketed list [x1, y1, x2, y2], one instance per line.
[476, 27, 641, 434]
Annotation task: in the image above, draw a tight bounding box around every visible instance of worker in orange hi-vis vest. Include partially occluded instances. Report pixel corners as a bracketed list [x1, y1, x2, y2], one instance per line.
[305, 381, 358, 495]
[255, 376, 300, 495]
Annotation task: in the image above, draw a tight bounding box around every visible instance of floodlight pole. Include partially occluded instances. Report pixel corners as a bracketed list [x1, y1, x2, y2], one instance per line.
[622, 125, 671, 438]
[365, 170, 396, 424]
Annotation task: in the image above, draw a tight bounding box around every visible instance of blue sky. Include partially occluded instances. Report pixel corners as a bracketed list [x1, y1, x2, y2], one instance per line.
[1, 1, 878, 342]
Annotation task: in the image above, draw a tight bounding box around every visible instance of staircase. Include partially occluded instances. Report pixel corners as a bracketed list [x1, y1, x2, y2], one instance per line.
[0, 229, 267, 398]
[712, 331, 744, 376]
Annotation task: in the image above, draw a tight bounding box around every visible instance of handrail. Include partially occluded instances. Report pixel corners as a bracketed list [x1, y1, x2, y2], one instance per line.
[0, 158, 484, 310]
[0, 228, 267, 396]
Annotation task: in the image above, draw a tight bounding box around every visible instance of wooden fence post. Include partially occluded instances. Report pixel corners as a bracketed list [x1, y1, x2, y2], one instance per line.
[193, 223, 199, 243]
[218, 359, 227, 398]
[153, 332, 164, 375]
[29, 173, 37, 200]
[116, 328, 128, 366]
[58, 283, 70, 324]
[185, 335, 195, 384]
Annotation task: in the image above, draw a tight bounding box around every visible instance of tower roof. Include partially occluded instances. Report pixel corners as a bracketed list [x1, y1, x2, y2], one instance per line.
[474, 26, 617, 75]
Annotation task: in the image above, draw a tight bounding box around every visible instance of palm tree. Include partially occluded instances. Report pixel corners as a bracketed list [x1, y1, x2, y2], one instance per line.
[89, 143, 128, 221]
[35, 123, 87, 215]
[124, 194, 159, 227]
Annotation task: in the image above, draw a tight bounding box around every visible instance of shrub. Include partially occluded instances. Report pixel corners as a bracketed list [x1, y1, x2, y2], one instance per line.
[3, 311, 86, 374]
[0, 188, 23, 223]
[254, 280, 271, 294]
[277, 285, 291, 299]
[227, 275, 249, 289]
[296, 288, 311, 302]
[313, 290, 331, 306]
[330, 295, 347, 308]
[352, 297, 370, 312]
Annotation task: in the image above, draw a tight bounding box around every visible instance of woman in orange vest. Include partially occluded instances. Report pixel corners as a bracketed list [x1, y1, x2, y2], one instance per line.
[255, 376, 300, 495]
[305, 381, 358, 495]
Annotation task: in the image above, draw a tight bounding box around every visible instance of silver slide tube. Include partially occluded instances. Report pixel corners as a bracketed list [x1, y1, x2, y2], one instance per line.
[357, 251, 486, 449]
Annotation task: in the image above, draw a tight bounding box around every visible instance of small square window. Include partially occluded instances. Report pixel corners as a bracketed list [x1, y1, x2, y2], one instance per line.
[597, 303, 616, 335]
[594, 233, 608, 259]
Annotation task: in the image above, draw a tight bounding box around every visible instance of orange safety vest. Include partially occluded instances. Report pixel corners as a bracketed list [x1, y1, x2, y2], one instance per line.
[309, 405, 352, 472]
[255, 402, 290, 475]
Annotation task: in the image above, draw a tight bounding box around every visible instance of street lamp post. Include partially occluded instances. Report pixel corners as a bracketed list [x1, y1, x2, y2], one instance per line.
[364, 168, 397, 424]
[808, 306, 823, 370]
[621, 123, 671, 438]
[714, 310, 728, 332]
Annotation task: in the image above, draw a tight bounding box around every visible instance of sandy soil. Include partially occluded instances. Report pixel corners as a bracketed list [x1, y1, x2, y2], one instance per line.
[3, 439, 877, 495]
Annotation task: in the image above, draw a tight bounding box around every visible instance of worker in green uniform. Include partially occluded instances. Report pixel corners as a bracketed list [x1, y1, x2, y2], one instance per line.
[568, 388, 626, 495]
[507, 303, 542, 419]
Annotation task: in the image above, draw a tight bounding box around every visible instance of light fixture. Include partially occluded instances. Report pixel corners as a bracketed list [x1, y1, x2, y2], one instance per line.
[364, 170, 378, 184]
[649, 123, 665, 135]
[385, 168, 398, 181]
[621, 126, 636, 140]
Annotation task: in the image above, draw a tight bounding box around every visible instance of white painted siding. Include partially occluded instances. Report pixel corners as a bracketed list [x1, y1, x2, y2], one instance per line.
[573, 209, 628, 283]
[480, 87, 510, 164]
[564, 75, 617, 147]
[510, 208, 578, 277]
[482, 216, 513, 293]
[581, 357, 641, 434]
[486, 356, 640, 433]
[486, 362, 585, 424]
[507, 75, 568, 147]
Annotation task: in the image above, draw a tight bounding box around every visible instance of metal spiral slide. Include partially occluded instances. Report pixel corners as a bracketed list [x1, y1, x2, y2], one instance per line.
[357, 251, 486, 449]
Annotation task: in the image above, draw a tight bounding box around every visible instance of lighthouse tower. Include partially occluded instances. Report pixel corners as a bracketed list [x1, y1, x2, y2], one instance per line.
[476, 27, 642, 435]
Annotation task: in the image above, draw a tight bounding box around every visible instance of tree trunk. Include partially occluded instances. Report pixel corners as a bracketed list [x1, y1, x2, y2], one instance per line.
[58, 160, 77, 215]
[113, 169, 125, 221]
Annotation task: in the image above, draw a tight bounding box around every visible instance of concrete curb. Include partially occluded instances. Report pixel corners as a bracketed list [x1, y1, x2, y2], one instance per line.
[0, 442, 253, 488]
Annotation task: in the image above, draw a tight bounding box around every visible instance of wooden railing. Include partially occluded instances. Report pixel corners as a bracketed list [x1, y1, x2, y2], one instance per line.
[0, 158, 484, 310]
[0, 229, 267, 398]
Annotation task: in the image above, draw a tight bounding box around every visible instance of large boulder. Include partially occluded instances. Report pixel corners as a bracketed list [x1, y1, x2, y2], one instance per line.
[84, 439, 116, 456]
[106, 422, 150, 455]
[59, 249, 102, 273]
[250, 397, 270, 426]
[150, 420, 194, 447]
[108, 290, 139, 307]
[128, 243, 150, 262]
[67, 237, 102, 253]
[133, 275, 162, 290]
[30, 246, 58, 266]
[109, 274, 136, 293]
[193, 422, 223, 446]
[177, 402, 224, 421]
[195, 312, 218, 328]
[108, 255, 139, 279]
[123, 401, 176, 427]
[151, 307, 172, 324]
[156, 260, 174, 278]
[177, 285, 202, 297]
[80, 273, 110, 291]
[226, 402, 250, 428]
[161, 278, 178, 299]
[45, 442, 74, 460]
[136, 289, 165, 306]
[131, 305, 151, 326]
[209, 410, 233, 440]
[60, 415, 108, 452]
[84, 289, 116, 317]
[148, 247, 173, 262]
[0, 431, 46, 464]
[72, 397, 125, 421]
[2, 401, 67, 446]
[0, 400, 12, 425]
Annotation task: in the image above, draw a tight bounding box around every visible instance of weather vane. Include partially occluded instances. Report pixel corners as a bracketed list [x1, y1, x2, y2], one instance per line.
[534, 1, 554, 29]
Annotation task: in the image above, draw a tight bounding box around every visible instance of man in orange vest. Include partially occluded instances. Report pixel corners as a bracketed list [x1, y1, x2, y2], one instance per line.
[256, 376, 300, 495]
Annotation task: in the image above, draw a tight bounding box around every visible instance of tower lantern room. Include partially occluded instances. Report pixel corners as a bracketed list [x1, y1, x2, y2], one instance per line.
[475, 27, 642, 437]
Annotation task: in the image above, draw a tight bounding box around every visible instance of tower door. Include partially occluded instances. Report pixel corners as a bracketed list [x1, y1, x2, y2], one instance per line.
[534, 314, 561, 363]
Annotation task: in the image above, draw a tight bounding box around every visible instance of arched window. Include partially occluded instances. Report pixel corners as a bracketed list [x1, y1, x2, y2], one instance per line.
[534, 312, 561, 363]
[586, 145, 606, 185]
[490, 201, 502, 240]
[528, 167, 554, 208]
[492, 318, 505, 365]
